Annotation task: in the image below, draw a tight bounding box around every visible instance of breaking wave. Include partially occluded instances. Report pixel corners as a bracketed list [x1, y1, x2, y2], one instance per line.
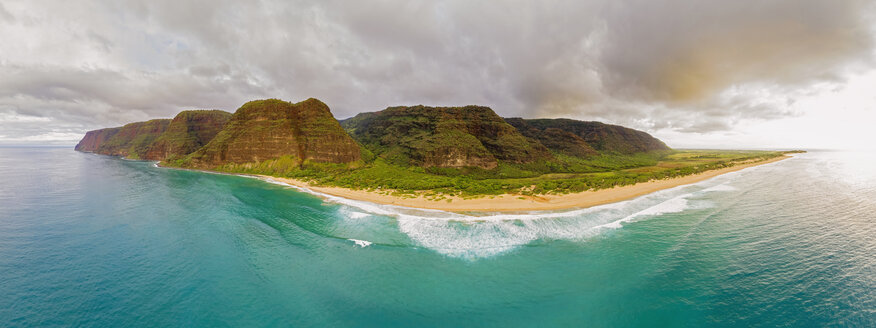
[261, 176, 744, 259]
[348, 239, 372, 247]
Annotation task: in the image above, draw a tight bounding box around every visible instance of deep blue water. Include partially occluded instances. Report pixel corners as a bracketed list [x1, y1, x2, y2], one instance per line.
[0, 147, 874, 327]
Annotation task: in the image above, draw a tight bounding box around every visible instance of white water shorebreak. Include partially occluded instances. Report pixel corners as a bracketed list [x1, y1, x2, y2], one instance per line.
[259, 158, 790, 259]
[348, 239, 372, 247]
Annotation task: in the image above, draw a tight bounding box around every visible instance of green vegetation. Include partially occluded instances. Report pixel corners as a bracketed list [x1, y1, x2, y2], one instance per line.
[144, 110, 232, 161]
[506, 118, 670, 154]
[96, 119, 172, 159]
[77, 97, 793, 199]
[205, 149, 788, 197]
[179, 98, 361, 167]
[340, 105, 552, 169]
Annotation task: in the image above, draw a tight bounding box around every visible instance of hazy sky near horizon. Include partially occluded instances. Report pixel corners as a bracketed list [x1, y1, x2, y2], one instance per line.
[1, 0, 875, 149]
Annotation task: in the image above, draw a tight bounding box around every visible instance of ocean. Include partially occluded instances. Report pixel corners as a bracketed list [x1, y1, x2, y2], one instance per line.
[0, 147, 873, 327]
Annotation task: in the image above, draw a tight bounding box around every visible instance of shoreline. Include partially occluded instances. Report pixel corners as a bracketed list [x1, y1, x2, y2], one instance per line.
[261, 155, 791, 212]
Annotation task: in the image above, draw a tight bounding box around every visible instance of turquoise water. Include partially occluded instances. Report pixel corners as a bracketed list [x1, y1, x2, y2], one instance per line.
[0, 148, 874, 327]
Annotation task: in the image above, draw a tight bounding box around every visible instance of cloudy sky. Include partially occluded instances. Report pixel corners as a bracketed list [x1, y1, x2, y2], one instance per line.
[1, 0, 875, 149]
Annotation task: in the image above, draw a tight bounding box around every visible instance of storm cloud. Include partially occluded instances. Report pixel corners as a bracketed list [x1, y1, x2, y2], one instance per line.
[1, 0, 874, 144]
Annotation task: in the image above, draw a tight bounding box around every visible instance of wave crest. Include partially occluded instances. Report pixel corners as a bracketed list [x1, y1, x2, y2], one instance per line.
[261, 176, 743, 259]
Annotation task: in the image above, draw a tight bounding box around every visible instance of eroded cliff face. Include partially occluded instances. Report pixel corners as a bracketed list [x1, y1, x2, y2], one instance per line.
[74, 127, 121, 152]
[143, 110, 232, 161]
[183, 98, 361, 167]
[293, 98, 364, 163]
[77, 119, 172, 159]
[75, 97, 671, 172]
[505, 118, 670, 154]
[341, 105, 553, 169]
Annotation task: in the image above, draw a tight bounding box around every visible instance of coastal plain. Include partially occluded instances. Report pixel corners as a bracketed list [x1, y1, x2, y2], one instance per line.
[262, 155, 790, 212]
[76, 97, 795, 211]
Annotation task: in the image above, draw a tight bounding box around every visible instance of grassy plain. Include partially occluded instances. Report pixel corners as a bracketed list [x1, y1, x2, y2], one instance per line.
[202, 149, 788, 198]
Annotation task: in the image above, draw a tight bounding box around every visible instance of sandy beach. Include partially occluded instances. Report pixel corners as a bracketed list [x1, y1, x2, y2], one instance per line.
[263, 155, 790, 212]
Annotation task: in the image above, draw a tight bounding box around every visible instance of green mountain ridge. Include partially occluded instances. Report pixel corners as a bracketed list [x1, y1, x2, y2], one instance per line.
[74, 97, 741, 197]
[340, 105, 553, 169]
[143, 110, 232, 161]
[74, 98, 673, 171]
[505, 118, 670, 155]
[89, 119, 172, 159]
[75, 127, 121, 152]
[180, 98, 361, 169]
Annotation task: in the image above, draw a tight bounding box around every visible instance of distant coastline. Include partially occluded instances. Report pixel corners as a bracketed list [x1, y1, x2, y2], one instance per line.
[77, 97, 798, 210]
[256, 155, 790, 212]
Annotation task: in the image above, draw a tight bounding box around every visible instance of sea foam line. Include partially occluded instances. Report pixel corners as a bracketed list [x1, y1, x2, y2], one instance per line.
[248, 163, 772, 258]
[348, 239, 372, 247]
[146, 153, 786, 259]
[256, 154, 790, 222]
[260, 175, 706, 223]
[167, 154, 775, 223]
[271, 180, 699, 259]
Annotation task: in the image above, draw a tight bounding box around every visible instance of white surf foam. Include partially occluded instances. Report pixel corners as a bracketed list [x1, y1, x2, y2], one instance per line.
[339, 209, 370, 219]
[701, 184, 736, 192]
[348, 239, 372, 247]
[393, 188, 708, 259]
[261, 176, 702, 222]
[349, 212, 369, 219]
[153, 152, 786, 259]
[593, 196, 690, 230]
[257, 174, 750, 259]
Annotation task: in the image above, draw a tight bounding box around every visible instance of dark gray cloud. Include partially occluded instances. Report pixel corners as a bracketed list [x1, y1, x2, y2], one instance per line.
[0, 0, 874, 144]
